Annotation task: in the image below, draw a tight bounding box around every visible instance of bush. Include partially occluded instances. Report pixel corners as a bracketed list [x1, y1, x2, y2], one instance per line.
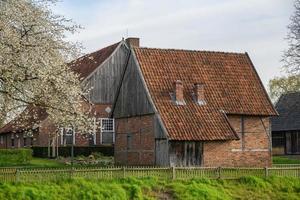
[0, 149, 32, 166]
[32, 146, 113, 158]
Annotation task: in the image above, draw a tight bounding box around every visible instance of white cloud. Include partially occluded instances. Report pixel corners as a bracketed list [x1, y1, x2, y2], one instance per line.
[52, 0, 294, 87]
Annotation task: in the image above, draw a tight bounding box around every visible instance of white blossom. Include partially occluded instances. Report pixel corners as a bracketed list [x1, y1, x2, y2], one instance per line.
[0, 0, 92, 131]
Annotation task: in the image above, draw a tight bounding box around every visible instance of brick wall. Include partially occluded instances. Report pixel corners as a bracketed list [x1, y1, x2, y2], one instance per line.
[39, 118, 97, 147]
[203, 115, 271, 167]
[36, 103, 114, 147]
[0, 132, 38, 149]
[115, 115, 155, 165]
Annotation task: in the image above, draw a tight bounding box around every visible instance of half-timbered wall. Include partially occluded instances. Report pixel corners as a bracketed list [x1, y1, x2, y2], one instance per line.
[203, 116, 271, 167]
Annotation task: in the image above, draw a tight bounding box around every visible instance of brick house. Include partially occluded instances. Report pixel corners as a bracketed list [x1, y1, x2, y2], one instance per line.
[0, 40, 130, 157]
[0, 37, 277, 166]
[271, 92, 300, 155]
[112, 39, 277, 167]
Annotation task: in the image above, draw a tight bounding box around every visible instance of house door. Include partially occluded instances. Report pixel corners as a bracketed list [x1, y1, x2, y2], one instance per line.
[286, 132, 300, 154]
[155, 139, 168, 166]
[169, 141, 203, 166]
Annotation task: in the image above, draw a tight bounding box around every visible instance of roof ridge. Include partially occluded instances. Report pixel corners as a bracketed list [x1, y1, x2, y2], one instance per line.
[134, 46, 246, 55]
[73, 41, 121, 62]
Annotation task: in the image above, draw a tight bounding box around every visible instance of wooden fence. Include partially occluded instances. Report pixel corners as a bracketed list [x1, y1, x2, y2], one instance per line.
[0, 166, 299, 183]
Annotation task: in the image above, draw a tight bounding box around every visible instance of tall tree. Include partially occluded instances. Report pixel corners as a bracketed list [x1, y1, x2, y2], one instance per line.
[283, 0, 300, 74]
[269, 0, 300, 101]
[269, 75, 300, 101]
[0, 0, 90, 129]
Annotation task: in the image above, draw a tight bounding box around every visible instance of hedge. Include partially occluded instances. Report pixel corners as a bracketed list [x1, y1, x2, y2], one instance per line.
[32, 146, 114, 158]
[0, 149, 32, 166]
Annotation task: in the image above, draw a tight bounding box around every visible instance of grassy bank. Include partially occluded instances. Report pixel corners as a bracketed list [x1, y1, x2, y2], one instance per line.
[0, 176, 299, 200]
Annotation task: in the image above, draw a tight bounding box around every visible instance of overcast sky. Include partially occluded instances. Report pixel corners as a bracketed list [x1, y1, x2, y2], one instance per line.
[52, 0, 294, 87]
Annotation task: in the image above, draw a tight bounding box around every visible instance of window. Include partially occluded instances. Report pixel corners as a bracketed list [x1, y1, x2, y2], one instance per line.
[100, 118, 115, 144]
[0, 136, 3, 145]
[30, 137, 33, 146]
[89, 118, 97, 146]
[60, 128, 75, 146]
[23, 137, 27, 147]
[101, 118, 114, 132]
[127, 133, 132, 150]
[63, 128, 74, 145]
[272, 132, 285, 147]
[11, 138, 14, 147]
[89, 133, 96, 146]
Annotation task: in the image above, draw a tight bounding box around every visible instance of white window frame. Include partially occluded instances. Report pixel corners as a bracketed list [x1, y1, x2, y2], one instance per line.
[100, 118, 115, 144]
[61, 127, 75, 146]
[92, 118, 97, 145]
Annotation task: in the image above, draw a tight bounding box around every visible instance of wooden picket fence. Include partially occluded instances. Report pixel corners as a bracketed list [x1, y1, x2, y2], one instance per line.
[0, 166, 299, 183]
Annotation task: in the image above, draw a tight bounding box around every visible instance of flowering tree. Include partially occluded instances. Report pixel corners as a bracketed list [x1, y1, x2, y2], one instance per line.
[0, 0, 91, 130]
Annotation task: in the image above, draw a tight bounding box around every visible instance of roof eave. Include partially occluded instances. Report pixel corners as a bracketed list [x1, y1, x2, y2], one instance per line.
[245, 52, 279, 116]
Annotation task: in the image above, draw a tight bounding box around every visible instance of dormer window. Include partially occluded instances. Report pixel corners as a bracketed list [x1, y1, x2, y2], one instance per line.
[170, 80, 186, 105]
[192, 83, 206, 105]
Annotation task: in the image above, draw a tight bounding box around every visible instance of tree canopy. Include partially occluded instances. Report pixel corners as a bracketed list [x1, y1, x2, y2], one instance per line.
[269, 0, 300, 101]
[0, 0, 90, 129]
[283, 0, 300, 75]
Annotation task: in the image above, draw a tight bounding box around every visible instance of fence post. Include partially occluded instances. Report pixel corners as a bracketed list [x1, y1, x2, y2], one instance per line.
[217, 167, 221, 179]
[172, 166, 176, 180]
[122, 167, 126, 179]
[69, 167, 74, 180]
[265, 167, 268, 178]
[15, 168, 19, 182]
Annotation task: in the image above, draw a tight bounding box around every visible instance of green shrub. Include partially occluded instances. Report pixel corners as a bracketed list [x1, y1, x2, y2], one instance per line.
[32, 146, 113, 158]
[0, 149, 32, 166]
[238, 176, 270, 189]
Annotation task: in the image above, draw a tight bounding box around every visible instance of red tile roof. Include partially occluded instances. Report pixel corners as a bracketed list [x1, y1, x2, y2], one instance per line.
[70, 42, 120, 79]
[134, 47, 277, 141]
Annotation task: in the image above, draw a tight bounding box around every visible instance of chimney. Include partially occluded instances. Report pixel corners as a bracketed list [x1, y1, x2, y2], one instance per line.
[125, 37, 140, 47]
[193, 83, 206, 105]
[173, 80, 184, 104]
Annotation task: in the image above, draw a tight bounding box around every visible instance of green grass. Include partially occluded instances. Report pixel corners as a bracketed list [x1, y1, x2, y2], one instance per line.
[0, 158, 66, 168]
[28, 158, 66, 168]
[0, 176, 299, 200]
[273, 156, 300, 164]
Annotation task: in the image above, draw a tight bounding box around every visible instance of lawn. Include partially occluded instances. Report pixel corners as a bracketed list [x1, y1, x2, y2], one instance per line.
[28, 158, 66, 168]
[0, 176, 299, 200]
[0, 157, 66, 168]
[0, 156, 114, 168]
[272, 156, 300, 164]
[0, 155, 298, 169]
[0, 150, 113, 168]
